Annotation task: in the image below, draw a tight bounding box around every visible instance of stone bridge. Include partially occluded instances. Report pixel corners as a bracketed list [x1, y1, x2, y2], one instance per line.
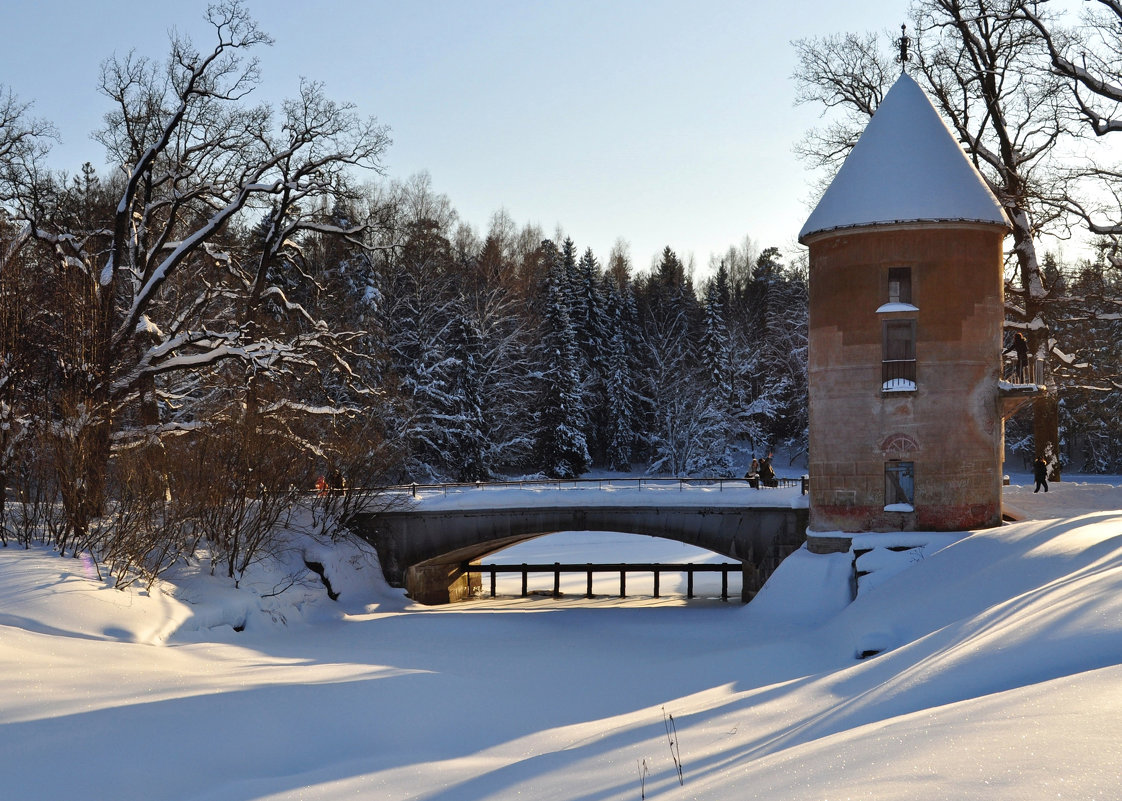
[351, 489, 809, 604]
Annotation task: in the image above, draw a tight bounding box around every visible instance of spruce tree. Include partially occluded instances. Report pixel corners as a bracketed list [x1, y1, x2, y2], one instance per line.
[603, 280, 637, 471]
[533, 241, 590, 478]
[444, 308, 490, 482]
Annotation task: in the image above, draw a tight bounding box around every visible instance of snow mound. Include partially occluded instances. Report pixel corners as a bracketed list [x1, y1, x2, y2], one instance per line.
[3, 482, 1122, 799]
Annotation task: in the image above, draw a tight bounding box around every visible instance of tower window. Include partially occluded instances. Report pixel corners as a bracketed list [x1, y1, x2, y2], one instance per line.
[885, 461, 915, 511]
[888, 267, 912, 304]
[882, 319, 916, 390]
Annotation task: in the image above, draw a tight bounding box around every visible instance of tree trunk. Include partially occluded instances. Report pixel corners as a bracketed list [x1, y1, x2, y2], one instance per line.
[1033, 394, 1061, 481]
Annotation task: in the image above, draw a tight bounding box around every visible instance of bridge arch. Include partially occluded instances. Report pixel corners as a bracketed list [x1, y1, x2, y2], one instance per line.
[353, 503, 808, 604]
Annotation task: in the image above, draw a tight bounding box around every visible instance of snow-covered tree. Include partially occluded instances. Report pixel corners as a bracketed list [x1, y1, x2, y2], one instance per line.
[533, 240, 590, 478]
[602, 278, 639, 471]
[443, 308, 490, 482]
[460, 221, 539, 474]
[2, 2, 390, 545]
[692, 265, 736, 475]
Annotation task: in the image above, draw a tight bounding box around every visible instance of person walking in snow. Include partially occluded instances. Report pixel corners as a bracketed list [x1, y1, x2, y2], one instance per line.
[1033, 456, 1049, 493]
[1004, 331, 1029, 383]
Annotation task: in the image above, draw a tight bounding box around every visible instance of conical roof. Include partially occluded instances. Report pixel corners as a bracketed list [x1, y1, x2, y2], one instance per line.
[798, 72, 1009, 243]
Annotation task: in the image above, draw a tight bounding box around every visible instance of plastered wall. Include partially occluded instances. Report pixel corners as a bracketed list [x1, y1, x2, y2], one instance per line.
[805, 223, 1006, 532]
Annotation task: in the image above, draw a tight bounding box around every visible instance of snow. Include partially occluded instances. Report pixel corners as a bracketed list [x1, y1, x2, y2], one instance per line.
[134, 314, 164, 338]
[2, 477, 1122, 799]
[405, 478, 809, 510]
[998, 378, 1042, 391]
[799, 72, 1010, 243]
[875, 301, 920, 313]
[882, 378, 916, 392]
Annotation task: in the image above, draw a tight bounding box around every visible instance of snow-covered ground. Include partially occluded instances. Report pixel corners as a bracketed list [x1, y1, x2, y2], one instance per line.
[2, 477, 1121, 799]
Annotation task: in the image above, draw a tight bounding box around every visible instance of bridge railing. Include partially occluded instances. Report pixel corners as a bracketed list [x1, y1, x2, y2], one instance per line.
[373, 475, 808, 498]
[463, 561, 742, 602]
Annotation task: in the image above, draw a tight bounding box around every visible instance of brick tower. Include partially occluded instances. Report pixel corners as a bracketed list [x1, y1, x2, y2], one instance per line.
[799, 72, 1011, 533]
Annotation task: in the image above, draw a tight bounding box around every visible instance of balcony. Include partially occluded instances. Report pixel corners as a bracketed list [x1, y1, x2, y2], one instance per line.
[882, 359, 917, 392]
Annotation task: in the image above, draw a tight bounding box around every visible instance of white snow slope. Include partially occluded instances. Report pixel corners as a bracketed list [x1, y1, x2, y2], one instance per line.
[1, 479, 1121, 800]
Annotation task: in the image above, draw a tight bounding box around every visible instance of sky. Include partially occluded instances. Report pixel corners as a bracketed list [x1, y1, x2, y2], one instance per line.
[0, 0, 912, 275]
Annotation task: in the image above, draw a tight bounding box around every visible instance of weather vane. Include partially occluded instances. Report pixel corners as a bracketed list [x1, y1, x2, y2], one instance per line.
[896, 23, 911, 72]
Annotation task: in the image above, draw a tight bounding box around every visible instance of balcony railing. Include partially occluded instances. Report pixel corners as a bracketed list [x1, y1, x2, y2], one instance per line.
[882, 359, 916, 390]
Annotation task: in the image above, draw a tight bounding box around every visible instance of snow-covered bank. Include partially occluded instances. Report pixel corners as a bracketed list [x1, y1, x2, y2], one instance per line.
[1, 480, 1121, 799]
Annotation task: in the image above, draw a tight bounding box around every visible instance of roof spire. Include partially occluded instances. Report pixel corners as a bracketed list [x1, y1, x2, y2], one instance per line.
[896, 24, 911, 73]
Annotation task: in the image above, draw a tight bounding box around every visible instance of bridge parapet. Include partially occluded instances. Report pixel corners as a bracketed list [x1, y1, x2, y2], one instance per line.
[384, 475, 808, 502]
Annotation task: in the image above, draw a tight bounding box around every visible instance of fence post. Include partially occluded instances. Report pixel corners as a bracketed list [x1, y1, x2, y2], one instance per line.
[653, 569, 660, 598]
[521, 565, 528, 597]
[619, 569, 627, 598]
[721, 567, 729, 602]
[553, 563, 561, 597]
[586, 565, 593, 598]
[687, 565, 695, 599]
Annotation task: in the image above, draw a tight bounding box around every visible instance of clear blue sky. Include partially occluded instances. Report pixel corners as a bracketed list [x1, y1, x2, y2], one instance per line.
[1, 0, 909, 274]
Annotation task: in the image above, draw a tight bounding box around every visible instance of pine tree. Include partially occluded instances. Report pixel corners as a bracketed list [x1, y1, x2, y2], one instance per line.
[575, 249, 611, 463]
[534, 241, 590, 478]
[689, 267, 736, 475]
[603, 279, 637, 471]
[444, 308, 490, 482]
[701, 265, 734, 406]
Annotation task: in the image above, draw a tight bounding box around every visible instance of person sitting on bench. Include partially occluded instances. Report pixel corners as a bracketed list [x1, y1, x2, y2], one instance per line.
[758, 455, 778, 488]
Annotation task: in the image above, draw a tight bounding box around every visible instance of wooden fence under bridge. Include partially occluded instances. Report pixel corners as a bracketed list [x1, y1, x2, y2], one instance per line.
[463, 561, 742, 602]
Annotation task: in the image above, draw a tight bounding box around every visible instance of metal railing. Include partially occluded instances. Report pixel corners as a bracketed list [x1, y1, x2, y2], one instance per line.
[382, 475, 808, 498]
[882, 358, 916, 384]
[463, 561, 742, 601]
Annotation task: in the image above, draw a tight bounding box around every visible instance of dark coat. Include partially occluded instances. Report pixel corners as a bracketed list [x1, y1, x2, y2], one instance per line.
[1033, 458, 1048, 482]
[1006, 334, 1029, 363]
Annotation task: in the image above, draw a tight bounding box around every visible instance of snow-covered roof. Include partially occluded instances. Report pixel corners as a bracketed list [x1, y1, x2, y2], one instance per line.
[799, 72, 1010, 243]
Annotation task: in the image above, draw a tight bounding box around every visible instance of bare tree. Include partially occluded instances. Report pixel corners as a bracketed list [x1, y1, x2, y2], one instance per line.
[1022, 1, 1122, 247]
[2, 2, 390, 541]
[0, 86, 56, 205]
[0, 90, 55, 542]
[1023, 0, 1122, 137]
